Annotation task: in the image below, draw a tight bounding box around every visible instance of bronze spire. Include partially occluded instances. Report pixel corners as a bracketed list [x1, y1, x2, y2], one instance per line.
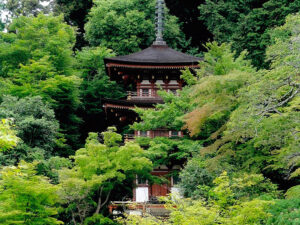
[154, 0, 166, 45]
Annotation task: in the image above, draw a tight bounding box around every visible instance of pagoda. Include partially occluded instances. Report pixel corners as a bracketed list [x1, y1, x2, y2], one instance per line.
[104, 0, 200, 216]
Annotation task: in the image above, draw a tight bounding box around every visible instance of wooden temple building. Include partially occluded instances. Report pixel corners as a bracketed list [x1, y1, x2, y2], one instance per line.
[103, 0, 200, 216]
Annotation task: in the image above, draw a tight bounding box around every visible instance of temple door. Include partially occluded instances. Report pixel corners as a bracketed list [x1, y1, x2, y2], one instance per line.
[150, 171, 170, 198]
[151, 183, 168, 197]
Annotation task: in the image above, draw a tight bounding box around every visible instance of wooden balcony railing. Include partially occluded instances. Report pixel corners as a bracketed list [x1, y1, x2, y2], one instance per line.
[124, 134, 135, 142]
[127, 91, 162, 100]
[127, 91, 138, 100]
[124, 131, 183, 141]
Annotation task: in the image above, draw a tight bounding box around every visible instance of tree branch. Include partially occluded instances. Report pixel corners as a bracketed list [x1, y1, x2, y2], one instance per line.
[95, 186, 103, 214]
[100, 189, 112, 209]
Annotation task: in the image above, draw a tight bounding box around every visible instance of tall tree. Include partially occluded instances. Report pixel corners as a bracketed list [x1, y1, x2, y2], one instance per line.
[0, 96, 60, 165]
[76, 46, 125, 142]
[0, 119, 18, 152]
[0, 14, 75, 77]
[85, 0, 188, 55]
[165, 0, 212, 51]
[59, 128, 152, 224]
[199, 0, 300, 68]
[0, 0, 5, 30]
[4, 0, 52, 18]
[54, 0, 93, 49]
[0, 14, 82, 152]
[0, 161, 62, 225]
[191, 14, 300, 187]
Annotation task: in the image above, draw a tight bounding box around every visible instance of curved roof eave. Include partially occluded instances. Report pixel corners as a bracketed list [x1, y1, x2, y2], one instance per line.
[104, 44, 202, 65]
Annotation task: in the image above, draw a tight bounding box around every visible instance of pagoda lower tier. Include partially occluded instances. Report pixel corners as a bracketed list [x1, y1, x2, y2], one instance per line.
[103, 98, 184, 140]
[108, 165, 182, 217]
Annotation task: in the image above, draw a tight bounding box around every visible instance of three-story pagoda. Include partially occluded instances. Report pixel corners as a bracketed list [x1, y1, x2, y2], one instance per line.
[104, 0, 200, 216]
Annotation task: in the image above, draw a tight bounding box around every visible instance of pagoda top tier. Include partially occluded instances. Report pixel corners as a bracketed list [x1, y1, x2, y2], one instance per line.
[105, 44, 200, 66]
[104, 0, 200, 76]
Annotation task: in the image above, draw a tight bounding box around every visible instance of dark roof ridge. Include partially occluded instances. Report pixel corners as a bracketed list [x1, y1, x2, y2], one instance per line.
[105, 44, 200, 65]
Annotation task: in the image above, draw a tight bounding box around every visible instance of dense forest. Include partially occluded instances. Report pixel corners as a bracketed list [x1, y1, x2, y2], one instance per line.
[0, 0, 299, 224]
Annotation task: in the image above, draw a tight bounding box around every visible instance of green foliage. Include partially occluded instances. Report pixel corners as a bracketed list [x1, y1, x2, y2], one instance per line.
[0, 96, 60, 165]
[133, 89, 193, 132]
[229, 173, 279, 200]
[178, 157, 214, 199]
[53, 0, 93, 49]
[120, 172, 275, 225]
[183, 42, 254, 138]
[0, 1, 4, 31]
[0, 78, 12, 101]
[136, 137, 201, 169]
[0, 161, 62, 225]
[58, 128, 152, 224]
[76, 46, 125, 115]
[0, 119, 18, 152]
[184, 70, 251, 138]
[285, 185, 300, 200]
[84, 214, 117, 225]
[38, 74, 82, 152]
[36, 156, 72, 184]
[199, 0, 300, 68]
[211, 13, 300, 179]
[266, 199, 300, 225]
[118, 214, 163, 225]
[0, 14, 82, 151]
[0, 96, 58, 149]
[172, 15, 300, 185]
[85, 0, 187, 55]
[4, 0, 51, 18]
[199, 42, 254, 76]
[0, 14, 75, 77]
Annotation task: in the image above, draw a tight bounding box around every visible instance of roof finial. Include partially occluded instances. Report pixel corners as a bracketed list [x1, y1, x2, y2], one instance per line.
[154, 0, 166, 45]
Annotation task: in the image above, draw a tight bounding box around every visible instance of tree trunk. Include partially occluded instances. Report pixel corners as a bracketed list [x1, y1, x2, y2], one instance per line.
[95, 187, 103, 214]
[95, 187, 112, 214]
[71, 211, 77, 225]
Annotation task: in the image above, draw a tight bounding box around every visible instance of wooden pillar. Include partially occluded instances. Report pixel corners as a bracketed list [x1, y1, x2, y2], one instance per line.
[137, 81, 141, 96]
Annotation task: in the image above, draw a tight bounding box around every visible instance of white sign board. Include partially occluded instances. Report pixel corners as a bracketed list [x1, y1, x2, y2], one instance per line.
[136, 187, 149, 202]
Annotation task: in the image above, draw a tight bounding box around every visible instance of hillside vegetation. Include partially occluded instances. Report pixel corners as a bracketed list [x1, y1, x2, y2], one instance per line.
[0, 0, 299, 224]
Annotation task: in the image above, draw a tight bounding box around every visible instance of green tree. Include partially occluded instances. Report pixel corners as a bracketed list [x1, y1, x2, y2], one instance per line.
[76, 46, 124, 116]
[285, 185, 300, 200]
[0, 161, 62, 225]
[132, 89, 193, 132]
[76, 47, 125, 141]
[0, 96, 60, 165]
[85, 0, 187, 55]
[84, 214, 117, 225]
[4, 0, 52, 18]
[0, 119, 18, 152]
[212, 13, 300, 180]
[58, 128, 152, 224]
[0, 14, 76, 77]
[136, 137, 201, 169]
[199, 0, 300, 68]
[0, 14, 82, 152]
[164, 0, 211, 50]
[36, 156, 72, 184]
[178, 157, 214, 199]
[266, 199, 300, 225]
[0, 0, 5, 31]
[53, 0, 93, 49]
